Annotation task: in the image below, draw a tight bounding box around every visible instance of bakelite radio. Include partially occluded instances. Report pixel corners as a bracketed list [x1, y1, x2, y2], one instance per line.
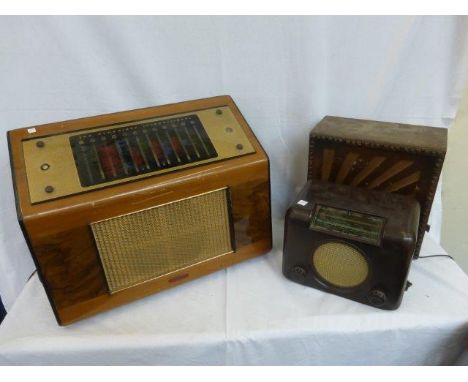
[283, 116, 446, 309]
[283, 180, 420, 310]
[8, 96, 272, 325]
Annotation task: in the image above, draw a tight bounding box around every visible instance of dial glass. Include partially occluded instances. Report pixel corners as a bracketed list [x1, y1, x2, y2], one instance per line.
[310, 205, 385, 246]
[70, 114, 217, 187]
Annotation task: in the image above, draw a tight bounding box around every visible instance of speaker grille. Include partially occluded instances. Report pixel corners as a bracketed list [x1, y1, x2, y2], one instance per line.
[91, 188, 233, 293]
[312, 242, 368, 288]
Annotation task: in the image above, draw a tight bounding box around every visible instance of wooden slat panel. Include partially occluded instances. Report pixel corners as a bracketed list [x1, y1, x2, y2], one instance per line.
[321, 148, 334, 182]
[385, 171, 421, 192]
[336, 152, 359, 183]
[368, 160, 413, 189]
[350, 156, 386, 186]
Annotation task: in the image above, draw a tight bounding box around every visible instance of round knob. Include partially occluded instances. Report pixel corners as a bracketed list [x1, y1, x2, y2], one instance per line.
[368, 289, 387, 306]
[290, 265, 307, 281]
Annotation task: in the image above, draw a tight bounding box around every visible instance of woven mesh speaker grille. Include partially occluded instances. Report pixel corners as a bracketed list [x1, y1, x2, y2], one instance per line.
[91, 188, 233, 293]
[312, 242, 368, 288]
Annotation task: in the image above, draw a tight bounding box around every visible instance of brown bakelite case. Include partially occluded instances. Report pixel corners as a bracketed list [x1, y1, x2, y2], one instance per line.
[308, 116, 446, 258]
[283, 180, 420, 310]
[8, 95, 272, 325]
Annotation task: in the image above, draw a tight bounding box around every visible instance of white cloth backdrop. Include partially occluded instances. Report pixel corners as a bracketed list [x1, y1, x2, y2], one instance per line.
[1, 229, 468, 365]
[0, 16, 467, 311]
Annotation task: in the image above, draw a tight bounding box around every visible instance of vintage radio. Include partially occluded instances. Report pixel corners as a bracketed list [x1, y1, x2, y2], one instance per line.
[307, 116, 446, 258]
[283, 180, 420, 309]
[8, 95, 272, 325]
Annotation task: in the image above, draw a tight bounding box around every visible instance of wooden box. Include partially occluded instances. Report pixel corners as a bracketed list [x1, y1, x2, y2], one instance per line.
[307, 116, 447, 258]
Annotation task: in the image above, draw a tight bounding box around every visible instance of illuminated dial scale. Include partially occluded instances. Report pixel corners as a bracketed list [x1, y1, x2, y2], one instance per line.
[71, 115, 217, 187]
[22, 106, 255, 203]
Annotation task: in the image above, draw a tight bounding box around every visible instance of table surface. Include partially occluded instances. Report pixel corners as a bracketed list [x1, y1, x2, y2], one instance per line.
[1, 224, 467, 365]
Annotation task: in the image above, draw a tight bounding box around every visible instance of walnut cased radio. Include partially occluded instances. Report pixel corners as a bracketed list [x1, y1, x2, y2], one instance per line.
[283, 180, 420, 309]
[308, 116, 446, 258]
[8, 95, 272, 325]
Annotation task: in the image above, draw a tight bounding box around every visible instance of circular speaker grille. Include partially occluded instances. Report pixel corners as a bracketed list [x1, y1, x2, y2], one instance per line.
[312, 242, 369, 288]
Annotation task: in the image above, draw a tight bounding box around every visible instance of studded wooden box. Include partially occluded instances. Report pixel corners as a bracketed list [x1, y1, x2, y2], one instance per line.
[307, 116, 447, 258]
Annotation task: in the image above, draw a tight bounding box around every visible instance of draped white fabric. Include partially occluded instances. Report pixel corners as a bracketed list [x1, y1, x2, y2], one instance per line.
[1, 228, 468, 365]
[0, 16, 467, 312]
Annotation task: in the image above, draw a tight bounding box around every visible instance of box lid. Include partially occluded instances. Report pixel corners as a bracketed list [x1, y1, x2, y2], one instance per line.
[311, 116, 447, 155]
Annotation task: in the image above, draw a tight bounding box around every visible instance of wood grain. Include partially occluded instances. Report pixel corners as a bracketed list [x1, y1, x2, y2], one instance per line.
[9, 95, 272, 325]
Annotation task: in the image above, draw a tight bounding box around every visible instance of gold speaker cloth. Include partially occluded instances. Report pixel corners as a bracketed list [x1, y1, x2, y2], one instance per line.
[91, 188, 233, 293]
[312, 242, 368, 288]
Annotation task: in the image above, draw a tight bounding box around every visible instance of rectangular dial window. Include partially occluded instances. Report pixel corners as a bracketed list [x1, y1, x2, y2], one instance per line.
[310, 205, 386, 246]
[70, 114, 217, 187]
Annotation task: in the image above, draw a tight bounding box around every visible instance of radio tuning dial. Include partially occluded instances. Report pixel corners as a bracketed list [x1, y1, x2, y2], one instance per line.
[368, 289, 387, 306]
